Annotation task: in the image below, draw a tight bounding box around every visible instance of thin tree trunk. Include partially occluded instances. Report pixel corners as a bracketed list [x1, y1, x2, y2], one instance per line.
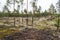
[57, 14, 59, 30]
[2, 12, 4, 26]
[14, 15, 15, 27]
[22, 6, 23, 24]
[18, 11, 20, 25]
[26, 0, 28, 28]
[32, 9, 35, 28]
[32, 14, 33, 28]
[13, 0, 15, 27]
[17, 5, 20, 26]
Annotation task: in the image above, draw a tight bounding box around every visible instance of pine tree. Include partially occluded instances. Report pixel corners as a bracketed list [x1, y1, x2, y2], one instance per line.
[49, 4, 56, 18]
[56, 0, 60, 30]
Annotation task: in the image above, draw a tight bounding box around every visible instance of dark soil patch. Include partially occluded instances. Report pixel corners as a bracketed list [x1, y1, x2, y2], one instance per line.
[1, 28, 60, 40]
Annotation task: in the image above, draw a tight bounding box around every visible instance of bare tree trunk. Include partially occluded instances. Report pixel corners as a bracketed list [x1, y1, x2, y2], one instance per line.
[13, 0, 15, 27]
[32, 14, 33, 28]
[32, 8, 35, 28]
[26, 0, 28, 28]
[32, 10, 35, 28]
[57, 14, 59, 30]
[2, 12, 4, 26]
[17, 5, 20, 26]
[18, 12, 20, 25]
[22, 6, 23, 24]
[14, 13, 15, 27]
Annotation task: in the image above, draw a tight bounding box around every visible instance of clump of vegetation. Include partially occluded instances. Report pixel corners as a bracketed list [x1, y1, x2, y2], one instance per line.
[0, 28, 19, 39]
[54, 14, 60, 30]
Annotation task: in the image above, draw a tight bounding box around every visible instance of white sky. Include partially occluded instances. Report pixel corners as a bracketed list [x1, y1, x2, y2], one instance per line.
[0, 0, 58, 12]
